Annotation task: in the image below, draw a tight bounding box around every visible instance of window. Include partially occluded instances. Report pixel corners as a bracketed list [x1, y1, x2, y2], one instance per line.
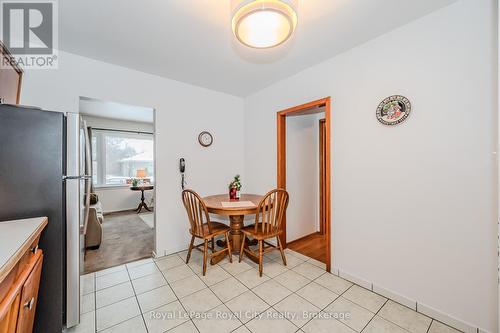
[91, 129, 154, 187]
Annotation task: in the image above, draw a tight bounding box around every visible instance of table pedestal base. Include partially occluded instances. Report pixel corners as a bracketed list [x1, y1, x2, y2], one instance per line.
[135, 189, 152, 213]
[215, 215, 257, 252]
[212, 215, 258, 264]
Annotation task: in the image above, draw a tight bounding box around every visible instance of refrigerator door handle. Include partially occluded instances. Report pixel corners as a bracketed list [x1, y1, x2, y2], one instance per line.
[66, 113, 80, 328]
[63, 175, 92, 180]
[81, 120, 92, 236]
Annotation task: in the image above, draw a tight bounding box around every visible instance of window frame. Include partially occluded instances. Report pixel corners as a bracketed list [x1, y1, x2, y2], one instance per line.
[91, 129, 154, 188]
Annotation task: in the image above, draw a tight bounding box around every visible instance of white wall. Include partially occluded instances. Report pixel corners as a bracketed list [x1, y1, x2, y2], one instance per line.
[244, 0, 497, 332]
[286, 114, 321, 242]
[82, 115, 155, 213]
[94, 187, 153, 214]
[20, 51, 245, 256]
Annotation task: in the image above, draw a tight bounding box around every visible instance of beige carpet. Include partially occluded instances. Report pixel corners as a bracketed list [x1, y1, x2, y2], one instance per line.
[84, 210, 154, 274]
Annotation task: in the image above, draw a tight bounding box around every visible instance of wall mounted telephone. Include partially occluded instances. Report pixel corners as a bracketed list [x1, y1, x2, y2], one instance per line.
[179, 158, 186, 189]
[179, 158, 185, 173]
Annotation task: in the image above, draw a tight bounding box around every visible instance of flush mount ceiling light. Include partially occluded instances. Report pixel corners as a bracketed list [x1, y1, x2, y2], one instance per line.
[231, 0, 298, 49]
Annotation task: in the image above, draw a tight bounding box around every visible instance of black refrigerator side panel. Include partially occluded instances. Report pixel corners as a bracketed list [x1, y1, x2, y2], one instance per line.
[0, 105, 64, 333]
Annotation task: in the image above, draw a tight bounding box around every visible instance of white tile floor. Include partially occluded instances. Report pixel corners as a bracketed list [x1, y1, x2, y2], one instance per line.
[68, 249, 461, 333]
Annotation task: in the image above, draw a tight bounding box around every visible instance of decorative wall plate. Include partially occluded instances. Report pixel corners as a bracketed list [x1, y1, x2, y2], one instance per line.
[376, 95, 411, 126]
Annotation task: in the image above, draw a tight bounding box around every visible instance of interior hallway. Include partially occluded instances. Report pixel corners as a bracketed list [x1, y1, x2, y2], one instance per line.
[287, 233, 327, 264]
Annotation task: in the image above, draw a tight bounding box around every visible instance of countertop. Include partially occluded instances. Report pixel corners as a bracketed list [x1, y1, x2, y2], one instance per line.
[0, 217, 48, 283]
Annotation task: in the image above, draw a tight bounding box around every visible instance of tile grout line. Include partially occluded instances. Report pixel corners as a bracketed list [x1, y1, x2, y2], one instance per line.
[93, 250, 330, 332]
[154, 255, 202, 333]
[96, 251, 289, 331]
[181, 247, 302, 332]
[365, 299, 421, 333]
[375, 300, 432, 333]
[359, 298, 389, 333]
[92, 262, 154, 333]
[91, 249, 311, 333]
[224, 249, 321, 331]
[88, 251, 269, 333]
[125, 263, 150, 333]
[227, 258, 301, 331]
[337, 273, 440, 332]
[322, 271, 433, 333]
[91, 248, 448, 333]
[291, 274, 356, 331]
[221, 249, 334, 331]
[179, 249, 246, 331]
[426, 319, 434, 333]
[87, 259, 162, 333]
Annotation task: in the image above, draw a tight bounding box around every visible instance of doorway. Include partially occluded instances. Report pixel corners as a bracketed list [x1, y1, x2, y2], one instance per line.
[79, 97, 157, 273]
[277, 97, 331, 272]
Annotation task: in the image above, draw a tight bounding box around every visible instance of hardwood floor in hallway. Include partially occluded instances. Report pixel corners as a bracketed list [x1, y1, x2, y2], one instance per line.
[287, 232, 327, 264]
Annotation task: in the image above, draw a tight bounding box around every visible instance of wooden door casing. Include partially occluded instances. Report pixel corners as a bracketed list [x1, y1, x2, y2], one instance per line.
[0, 41, 23, 104]
[319, 118, 326, 235]
[277, 97, 332, 273]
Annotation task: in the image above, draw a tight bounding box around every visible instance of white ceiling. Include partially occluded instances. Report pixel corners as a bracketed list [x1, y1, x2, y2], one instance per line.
[60, 0, 458, 97]
[79, 97, 154, 123]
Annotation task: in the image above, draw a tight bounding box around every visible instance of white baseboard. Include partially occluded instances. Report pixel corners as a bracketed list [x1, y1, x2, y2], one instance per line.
[417, 302, 478, 333]
[335, 268, 484, 333]
[373, 284, 416, 310]
[338, 269, 372, 290]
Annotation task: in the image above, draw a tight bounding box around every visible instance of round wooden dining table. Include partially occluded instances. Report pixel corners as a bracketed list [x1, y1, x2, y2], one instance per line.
[203, 194, 262, 255]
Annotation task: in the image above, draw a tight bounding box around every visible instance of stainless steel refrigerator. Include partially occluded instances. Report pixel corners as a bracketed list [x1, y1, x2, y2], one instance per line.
[0, 104, 91, 331]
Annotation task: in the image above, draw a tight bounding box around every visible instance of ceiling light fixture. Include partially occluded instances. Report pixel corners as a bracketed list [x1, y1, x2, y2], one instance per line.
[231, 0, 298, 49]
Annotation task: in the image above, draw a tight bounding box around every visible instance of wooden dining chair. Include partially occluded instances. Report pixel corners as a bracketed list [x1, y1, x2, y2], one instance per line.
[239, 188, 289, 277]
[182, 189, 232, 275]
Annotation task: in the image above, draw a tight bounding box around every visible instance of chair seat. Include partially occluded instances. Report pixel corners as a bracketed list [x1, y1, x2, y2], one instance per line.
[242, 224, 281, 240]
[191, 221, 230, 238]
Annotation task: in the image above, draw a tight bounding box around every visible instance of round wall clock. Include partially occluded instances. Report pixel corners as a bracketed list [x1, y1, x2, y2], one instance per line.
[376, 95, 411, 126]
[198, 131, 213, 147]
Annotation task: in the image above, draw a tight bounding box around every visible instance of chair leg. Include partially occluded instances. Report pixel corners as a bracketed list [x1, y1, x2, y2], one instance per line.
[186, 235, 195, 264]
[225, 232, 233, 263]
[211, 238, 215, 253]
[239, 234, 246, 263]
[202, 239, 208, 276]
[277, 236, 287, 266]
[258, 240, 263, 277]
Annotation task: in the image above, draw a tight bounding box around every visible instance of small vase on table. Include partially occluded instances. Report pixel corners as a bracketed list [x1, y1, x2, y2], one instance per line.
[228, 175, 242, 201]
[229, 187, 237, 200]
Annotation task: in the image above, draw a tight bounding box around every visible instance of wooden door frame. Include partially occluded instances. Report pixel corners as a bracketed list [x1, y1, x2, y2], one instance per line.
[277, 97, 331, 272]
[319, 118, 326, 235]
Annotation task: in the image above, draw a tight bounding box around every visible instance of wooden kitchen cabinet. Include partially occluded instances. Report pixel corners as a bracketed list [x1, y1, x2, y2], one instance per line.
[0, 218, 47, 333]
[0, 293, 20, 333]
[15, 253, 43, 333]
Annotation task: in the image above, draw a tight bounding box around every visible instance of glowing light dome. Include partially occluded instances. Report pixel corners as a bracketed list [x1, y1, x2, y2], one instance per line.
[232, 0, 298, 49]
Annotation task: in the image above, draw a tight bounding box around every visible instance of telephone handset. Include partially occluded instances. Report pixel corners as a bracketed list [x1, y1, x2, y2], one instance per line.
[179, 158, 186, 189]
[179, 158, 186, 173]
